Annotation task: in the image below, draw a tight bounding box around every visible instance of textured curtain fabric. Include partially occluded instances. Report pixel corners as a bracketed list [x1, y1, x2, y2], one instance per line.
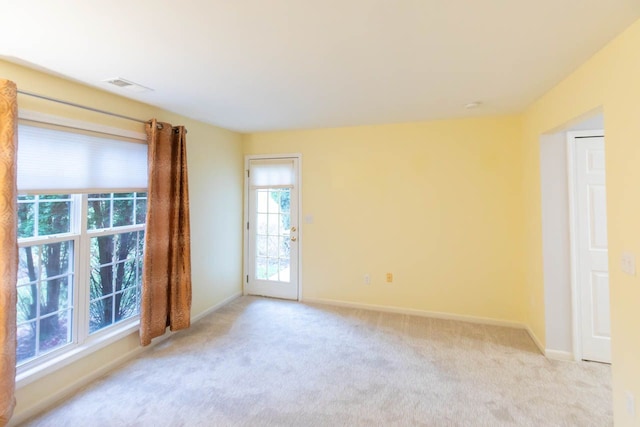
[0, 79, 18, 426]
[140, 119, 192, 346]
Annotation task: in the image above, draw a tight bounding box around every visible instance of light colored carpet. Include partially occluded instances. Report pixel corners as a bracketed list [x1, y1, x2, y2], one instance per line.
[22, 296, 611, 426]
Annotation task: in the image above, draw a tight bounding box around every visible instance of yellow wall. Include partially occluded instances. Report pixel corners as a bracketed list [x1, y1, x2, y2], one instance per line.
[245, 116, 526, 323]
[6, 15, 640, 426]
[0, 60, 244, 424]
[521, 19, 640, 426]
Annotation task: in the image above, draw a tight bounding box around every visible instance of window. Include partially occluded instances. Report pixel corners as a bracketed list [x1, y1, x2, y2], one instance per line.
[16, 192, 147, 366]
[15, 116, 147, 372]
[87, 193, 146, 334]
[16, 194, 75, 364]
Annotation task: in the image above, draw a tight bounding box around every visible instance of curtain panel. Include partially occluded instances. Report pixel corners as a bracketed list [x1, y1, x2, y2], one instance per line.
[140, 119, 192, 346]
[0, 79, 18, 426]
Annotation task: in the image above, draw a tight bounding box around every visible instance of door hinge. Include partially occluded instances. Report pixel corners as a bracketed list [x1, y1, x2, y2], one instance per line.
[246, 275, 249, 283]
[247, 170, 250, 178]
[247, 221, 249, 230]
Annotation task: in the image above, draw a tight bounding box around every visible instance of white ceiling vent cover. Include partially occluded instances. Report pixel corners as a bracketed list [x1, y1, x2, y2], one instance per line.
[103, 77, 153, 93]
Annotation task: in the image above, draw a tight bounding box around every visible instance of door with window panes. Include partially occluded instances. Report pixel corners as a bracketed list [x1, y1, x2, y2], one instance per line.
[246, 157, 299, 300]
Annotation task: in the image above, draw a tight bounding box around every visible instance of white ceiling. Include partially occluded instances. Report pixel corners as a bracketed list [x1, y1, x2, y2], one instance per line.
[1, 1, 639, 132]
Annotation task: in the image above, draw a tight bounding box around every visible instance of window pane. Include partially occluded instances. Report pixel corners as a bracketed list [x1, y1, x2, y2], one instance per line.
[89, 229, 143, 335]
[267, 213, 279, 235]
[256, 236, 267, 257]
[280, 213, 291, 233]
[269, 190, 280, 211]
[267, 259, 278, 279]
[267, 236, 278, 257]
[113, 199, 134, 227]
[257, 190, 268, 213]
[91, 235, 114, 269]
[115, 259, 137, 290]
[88, 199, 111, 230]
[38, 310, 72, 354]
[280, 239, 290, 259]
[256, 213, 267, 234]
[136, 258, 143, 287]
[17, 201, 35, 238]
[256, 257, 267, 280]
[39, 194, 69, 200]
[117, 288, 139, 319]
[135, 198, 147, 225]
[18, 246, 40, 285]
[90, 296, 114, 333]
[15, 230, 75, 366]
[114, 232, 137, 262]
[91, 266, 114, 301]
[40, 278, 70, 315]
[17, 322, 36, 364]
[41, 241, 72, 277]
[38, 201, 70, 235]
[137, 230, 145, 257]
[16, 285, 37, 322]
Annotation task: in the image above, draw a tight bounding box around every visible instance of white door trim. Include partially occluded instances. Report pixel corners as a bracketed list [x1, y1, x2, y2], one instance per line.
[243, 153, 302, 301]
[566, 129, 605, 361]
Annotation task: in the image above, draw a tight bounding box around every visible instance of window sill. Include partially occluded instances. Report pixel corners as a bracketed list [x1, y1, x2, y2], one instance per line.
[16, 320, 141, 389]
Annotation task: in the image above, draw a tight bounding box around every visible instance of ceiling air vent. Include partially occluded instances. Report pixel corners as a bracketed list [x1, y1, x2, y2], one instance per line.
[103, 77, 153, 93]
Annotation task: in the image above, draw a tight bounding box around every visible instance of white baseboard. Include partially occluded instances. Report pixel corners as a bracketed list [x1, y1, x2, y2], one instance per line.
[524, 326, 545, 356]
[9, 291, 241, 427]
[10, 342, 148, 426]
[545, 349, 574, 361]
[302, 297, 525, 329]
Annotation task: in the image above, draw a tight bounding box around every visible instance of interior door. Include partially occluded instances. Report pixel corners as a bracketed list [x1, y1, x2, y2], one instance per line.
[246, 157, 299, 300]
[574, 135, 611, 363]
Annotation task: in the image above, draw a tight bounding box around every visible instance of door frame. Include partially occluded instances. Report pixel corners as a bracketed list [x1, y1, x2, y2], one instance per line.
[243, 153, 303, 301]
[566, 129, 605, 361]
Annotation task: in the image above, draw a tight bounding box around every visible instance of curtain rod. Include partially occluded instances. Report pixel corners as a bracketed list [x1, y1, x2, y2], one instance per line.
[17, 89, 148, 124]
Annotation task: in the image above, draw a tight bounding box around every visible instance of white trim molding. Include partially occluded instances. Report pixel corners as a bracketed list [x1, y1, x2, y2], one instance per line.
[305, 297, 546, 356]
[303, 297, 527, 330]
[545, 349, 575, 361]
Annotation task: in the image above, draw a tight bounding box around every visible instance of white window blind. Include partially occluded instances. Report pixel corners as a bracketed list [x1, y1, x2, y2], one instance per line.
[17, 124, 148, 192]
[250, 159, 295, 188]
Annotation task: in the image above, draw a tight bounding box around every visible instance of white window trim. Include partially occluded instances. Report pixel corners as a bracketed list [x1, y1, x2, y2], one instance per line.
[16, 319, 140, 388]
[15, 111, 148, 387]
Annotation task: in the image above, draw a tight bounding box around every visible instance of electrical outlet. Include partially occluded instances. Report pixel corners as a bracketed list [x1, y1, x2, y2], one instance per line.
[621, 252, 636, 276]
[386, 273, 393, 283]
[364, 274, 370, 285]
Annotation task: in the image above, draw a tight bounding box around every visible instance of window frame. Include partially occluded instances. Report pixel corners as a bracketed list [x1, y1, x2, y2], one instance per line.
[15, 110, 148, 387]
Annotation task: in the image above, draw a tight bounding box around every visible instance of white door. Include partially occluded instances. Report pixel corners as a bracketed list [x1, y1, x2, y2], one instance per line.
[572, 134, 611, 363]
[245, 157, 299, 300]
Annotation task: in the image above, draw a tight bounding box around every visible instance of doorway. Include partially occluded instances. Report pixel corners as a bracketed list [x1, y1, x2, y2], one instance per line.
[540, 112, 611, 363]
[244, 155, 301, 300]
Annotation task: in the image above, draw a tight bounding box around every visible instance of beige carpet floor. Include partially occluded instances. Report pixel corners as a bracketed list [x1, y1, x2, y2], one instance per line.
[22, 296, 611, 426]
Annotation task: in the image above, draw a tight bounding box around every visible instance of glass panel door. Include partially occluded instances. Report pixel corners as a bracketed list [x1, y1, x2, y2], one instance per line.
[246, 158, 299, 300]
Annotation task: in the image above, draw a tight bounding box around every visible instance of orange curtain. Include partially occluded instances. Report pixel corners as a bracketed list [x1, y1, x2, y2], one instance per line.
[0, 79, 18, 425]
[140, 119, 192, 346]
